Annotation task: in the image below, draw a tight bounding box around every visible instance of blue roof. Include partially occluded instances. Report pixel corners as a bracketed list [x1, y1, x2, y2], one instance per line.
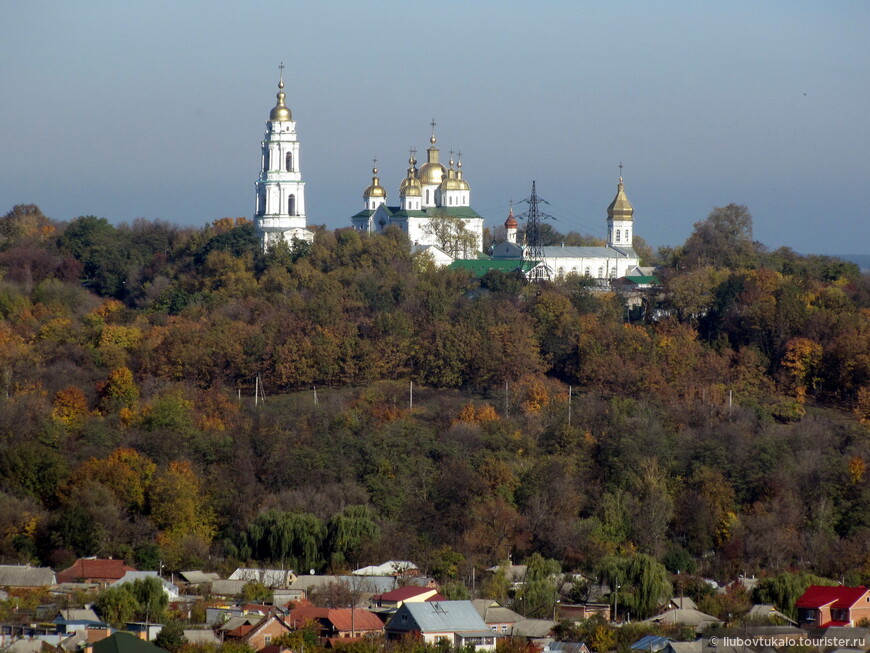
[631, 635, 672, 652]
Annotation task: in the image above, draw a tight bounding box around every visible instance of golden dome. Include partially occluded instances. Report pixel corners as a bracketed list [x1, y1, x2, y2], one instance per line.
[364, 167, 386, 198]
[607, 175, 634, 221]
[401, 177, 422, 197]
[419, 130, 446, 185]
[440, 165, 462, 191]
[419, 160, 446, 186]
[269, 78, 292, 122]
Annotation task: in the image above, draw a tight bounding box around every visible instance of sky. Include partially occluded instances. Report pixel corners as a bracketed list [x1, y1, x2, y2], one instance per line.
[2, 1, 869, 255]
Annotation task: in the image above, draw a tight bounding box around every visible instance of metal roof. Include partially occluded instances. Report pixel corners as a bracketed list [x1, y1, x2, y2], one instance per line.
[388, 600, 489, 634]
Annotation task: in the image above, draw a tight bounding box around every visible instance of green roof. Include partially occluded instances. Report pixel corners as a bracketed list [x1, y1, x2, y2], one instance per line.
[449, 259, 541, 278]
[93, 633, 167, 653]
[382, 206, 483, 219]
[623, 275, 659, 284]
[351, 209, 375, 219]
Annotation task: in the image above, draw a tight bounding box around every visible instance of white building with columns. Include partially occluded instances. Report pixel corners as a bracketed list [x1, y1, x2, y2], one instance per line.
[254, 70, 314, 251]
[350, 124, 484, 258]
[492, 174, 641, 280]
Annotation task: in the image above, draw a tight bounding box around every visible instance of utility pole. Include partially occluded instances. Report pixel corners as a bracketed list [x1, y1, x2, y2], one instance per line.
[568, 386, 572, 426]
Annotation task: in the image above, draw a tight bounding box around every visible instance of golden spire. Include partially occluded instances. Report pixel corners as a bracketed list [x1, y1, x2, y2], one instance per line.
[364, 156, 386, 199]
[269, 62, 292, 122]
[607, 163, 634, 221]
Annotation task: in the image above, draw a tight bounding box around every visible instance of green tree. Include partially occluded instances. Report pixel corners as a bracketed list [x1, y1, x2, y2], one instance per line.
[153, 621, 186, 653]
[677, 204, 758, 270]
[326, 504, 380, 569]
[95, 585, 139, 627]
[515, 553, 561, 618]
[752, 572, 836, 620]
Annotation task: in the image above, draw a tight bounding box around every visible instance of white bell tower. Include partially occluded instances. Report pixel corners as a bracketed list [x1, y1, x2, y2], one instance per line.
[607, 163, 634, 248]
[255, 63, 313, 250]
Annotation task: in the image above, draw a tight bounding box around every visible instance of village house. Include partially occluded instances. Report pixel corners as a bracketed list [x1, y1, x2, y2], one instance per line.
[57, 559, 136, 588]
[288, 606, 384, 641]
[796, 586, 870, 628]
[385, 600, 497, 651]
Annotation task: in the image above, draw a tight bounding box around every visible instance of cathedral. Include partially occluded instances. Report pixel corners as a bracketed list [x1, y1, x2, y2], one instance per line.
[253, 69, 315, 251]
[350, 122, 484, 259]
[251, 69, 643, 281]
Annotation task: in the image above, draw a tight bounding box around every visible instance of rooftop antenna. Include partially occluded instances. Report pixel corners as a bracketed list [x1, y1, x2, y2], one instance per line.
[518, 181, 554, 281]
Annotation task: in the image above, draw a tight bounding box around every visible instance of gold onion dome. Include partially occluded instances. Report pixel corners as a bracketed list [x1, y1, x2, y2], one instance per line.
[269, 78, 293, 122]
[364, 167, 387, 198]
[440, 158, 463, 191]
[401, 177, 422, 197]
[419, 132, 446, 185]
[607, 175, 634, 221]
[399, 155, 421, 196]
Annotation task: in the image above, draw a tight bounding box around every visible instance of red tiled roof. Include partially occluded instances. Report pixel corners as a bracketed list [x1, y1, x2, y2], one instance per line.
[57, 559, 136, 583]
[373, 586, 433, 602]
[796, 586, 870, 609]
[289, 607, 383, 633]
[821, 620, 851, 627]
[227, 625, 254, 638]
[325, 609, 384, 633]
[425, 594, 447, 602]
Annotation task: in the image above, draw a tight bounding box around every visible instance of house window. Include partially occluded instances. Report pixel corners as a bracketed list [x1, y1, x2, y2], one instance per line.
[264, 636, 272, 646]
[584, 267, 591, 276]
[616, 229, 621, 242]
[598, 266, 604, 278]
[286, 152, 293, 172]
[500, 625, 508, 632]
[288, 194, 296, 215]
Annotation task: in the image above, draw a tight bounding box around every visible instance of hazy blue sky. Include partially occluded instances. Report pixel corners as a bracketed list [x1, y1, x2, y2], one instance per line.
[2, 1, 868, 254]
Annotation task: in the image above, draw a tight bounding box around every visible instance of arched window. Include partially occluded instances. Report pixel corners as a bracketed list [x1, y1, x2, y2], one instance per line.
[263, 150, 270, 171]
[625, 228, 630, 242]
[616, 229, 621, 242]
[426, 189, 431, 204]
[288, 194, 296, 216]
[285, 152, 293, 172]
[598, 266, 604, 278]
[584, 267, 591, 276]
[257, 190, 265, 215]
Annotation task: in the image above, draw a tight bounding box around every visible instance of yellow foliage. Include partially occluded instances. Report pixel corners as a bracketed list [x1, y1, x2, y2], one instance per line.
[849, 456, 866, 484]
[37, 317, 73, 342]
[99, 324, 142, 350]
[782, 337, 823, 403]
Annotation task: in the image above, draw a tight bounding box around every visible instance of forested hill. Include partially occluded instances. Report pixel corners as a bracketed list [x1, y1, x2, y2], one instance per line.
[1, 202, 870, 594]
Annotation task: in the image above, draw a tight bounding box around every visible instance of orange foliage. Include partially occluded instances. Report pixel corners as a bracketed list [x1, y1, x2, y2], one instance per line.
[50, 386, 89, 429]
[455, 402, 500, 424]
[67, 447, 157, 513]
